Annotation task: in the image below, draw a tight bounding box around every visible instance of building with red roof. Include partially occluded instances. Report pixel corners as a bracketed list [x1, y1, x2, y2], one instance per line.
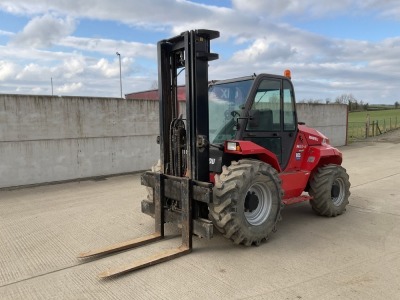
[125, 86, 186, 101]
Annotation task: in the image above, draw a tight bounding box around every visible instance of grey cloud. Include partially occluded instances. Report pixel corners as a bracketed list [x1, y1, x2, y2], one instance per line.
[60, 36, 156, 59]
[0, 0, 217, 28]
[231, 0, 399, 19]
[10, 14, 76, 48]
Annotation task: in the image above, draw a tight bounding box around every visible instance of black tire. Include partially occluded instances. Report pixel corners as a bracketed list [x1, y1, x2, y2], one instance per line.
[209, 159, 282, 246]
[309, 164, 350, 217]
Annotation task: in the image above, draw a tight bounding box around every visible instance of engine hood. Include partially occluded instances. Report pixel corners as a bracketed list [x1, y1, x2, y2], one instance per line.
[298, 124, 329, 146]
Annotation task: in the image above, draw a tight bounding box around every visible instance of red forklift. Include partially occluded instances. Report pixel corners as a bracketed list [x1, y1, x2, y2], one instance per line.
[79, 29, 350, 277]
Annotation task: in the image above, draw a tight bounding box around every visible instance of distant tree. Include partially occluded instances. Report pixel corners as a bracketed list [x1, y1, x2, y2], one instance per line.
[359, 100, 364, 111]
[335, 93, 364, 111]
[335, 93, 356, 105]
[395, 101, 399, 109]
[325, 98, 331, 104]
[307, 99, 321, 104]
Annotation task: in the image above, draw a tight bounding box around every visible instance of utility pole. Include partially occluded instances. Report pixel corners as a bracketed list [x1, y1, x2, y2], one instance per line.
[51, 77, 54, 96]
[116, 52, 122, 98]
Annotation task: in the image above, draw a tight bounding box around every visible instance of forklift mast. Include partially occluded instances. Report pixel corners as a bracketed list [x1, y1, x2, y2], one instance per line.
[158, 29, 219, 181]
[79, 30, 220, 278]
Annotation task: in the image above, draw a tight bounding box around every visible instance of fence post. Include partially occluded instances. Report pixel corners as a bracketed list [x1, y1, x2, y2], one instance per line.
[376, 120, 382, 135]
[372, 120, 375, 136]
[390, 117, 392, 130]
[366, 114, 370, 138]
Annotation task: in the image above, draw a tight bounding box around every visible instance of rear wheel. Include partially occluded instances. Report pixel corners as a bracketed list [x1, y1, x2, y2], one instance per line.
[209, 159, 282, 246]
[309, 164, 350, 217]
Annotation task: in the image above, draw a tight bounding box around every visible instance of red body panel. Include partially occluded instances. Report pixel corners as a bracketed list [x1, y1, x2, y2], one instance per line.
[225, 140, 282, 172]
[280, 170, 310, 199]
[215, 124, 343, 205]
[298, 124, 330, 145]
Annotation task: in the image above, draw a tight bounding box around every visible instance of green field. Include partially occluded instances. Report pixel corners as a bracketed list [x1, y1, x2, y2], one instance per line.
[348, 109, 400, 141]
[349, 109, 400, 123]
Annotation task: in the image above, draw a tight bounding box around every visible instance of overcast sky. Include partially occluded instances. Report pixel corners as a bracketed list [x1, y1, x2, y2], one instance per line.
[0, 0, 400, 104]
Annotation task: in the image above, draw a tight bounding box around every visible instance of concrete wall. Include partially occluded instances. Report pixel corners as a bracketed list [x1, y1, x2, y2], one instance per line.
[0, 95, 347, 188]
[297, 103, 348, 147]
[0, 94, 159, 188]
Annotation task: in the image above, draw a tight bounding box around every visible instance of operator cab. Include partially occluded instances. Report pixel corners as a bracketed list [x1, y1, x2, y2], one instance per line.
[209, 72, 297, 171]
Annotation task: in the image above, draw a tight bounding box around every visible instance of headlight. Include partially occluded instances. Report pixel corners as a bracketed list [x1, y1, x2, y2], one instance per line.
[226, 141, 242, 151]
[322, 138, 330, 145]
[226, 142, 237, 151]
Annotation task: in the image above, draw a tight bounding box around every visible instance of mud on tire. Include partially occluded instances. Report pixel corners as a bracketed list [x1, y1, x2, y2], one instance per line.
[309, 164, 351, 217]
[209, 159, 283, 246]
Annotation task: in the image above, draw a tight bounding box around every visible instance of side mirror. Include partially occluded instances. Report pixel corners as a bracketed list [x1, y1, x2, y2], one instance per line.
[231, 110, 241, 131]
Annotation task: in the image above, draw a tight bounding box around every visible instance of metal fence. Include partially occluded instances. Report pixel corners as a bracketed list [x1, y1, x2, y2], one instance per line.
[348, 117, 399, 142]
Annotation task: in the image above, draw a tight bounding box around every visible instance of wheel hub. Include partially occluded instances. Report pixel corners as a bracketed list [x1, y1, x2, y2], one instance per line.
[245, 192, 259, 212]
[331, 184, 340, 198]
[243, 182, 272, 226]
[331, 178, 345, 206]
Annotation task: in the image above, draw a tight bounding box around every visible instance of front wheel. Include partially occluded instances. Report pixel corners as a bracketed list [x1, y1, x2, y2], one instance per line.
[209, 159, 282, 246]
[309, 164, 351, 217]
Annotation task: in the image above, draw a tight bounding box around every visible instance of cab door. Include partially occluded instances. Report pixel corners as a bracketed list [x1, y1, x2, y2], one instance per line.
[242, 76, 297, 170]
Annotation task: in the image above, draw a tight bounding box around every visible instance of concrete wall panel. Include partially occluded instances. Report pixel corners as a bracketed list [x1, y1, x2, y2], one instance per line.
[0, 94, 347, 188]
[1, 94, 160, 188]
[0, 95, 159, 141]
[0, 136, 159, 188]
[297, 103, 348, 147]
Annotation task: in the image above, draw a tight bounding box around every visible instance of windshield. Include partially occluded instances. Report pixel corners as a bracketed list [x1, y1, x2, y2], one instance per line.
[209, 79, 254, 144]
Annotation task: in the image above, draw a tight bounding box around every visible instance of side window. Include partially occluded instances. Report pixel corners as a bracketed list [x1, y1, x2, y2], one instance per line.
[246, 79, 281, 131]
[283, 80, 296, 131]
